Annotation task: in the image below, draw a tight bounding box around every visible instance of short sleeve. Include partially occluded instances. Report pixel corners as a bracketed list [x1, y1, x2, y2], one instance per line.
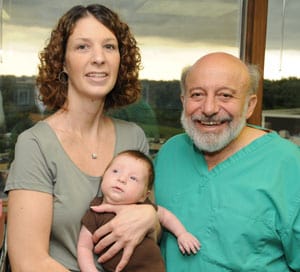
[113, 118, 149, 155]
[5, 130, 54, 194]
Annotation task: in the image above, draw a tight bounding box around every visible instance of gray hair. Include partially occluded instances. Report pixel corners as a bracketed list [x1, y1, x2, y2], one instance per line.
[180, 65, 191, 96]
[180, 62, 261, 96]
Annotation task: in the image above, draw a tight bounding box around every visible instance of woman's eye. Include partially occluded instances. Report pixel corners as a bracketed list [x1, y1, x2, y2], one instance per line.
[76, 44, 89, 51]
[104, 44, 117, 50]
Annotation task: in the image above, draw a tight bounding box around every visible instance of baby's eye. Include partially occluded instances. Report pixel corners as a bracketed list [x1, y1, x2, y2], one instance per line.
[130, 176, 138, 182]
[112, 169, 118, 173]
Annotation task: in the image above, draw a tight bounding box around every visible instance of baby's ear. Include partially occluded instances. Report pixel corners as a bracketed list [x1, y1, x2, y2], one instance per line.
[145, 190, 151, 199]
[147, 189, 156, 202]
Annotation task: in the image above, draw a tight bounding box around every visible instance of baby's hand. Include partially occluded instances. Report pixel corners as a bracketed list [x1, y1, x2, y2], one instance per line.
[177, 232, 201, 255]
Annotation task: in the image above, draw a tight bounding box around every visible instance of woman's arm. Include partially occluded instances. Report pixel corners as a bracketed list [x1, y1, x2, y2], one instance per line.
[7, 190, 69, 272]
[91, 203, 159, 272]
[77, 226, 99, 272]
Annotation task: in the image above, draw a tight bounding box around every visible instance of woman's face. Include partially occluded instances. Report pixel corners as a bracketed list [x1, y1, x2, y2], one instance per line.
[64, 15, 120, 103]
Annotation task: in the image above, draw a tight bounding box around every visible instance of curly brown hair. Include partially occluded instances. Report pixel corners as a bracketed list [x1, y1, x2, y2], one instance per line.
[36, 4, 142, 111]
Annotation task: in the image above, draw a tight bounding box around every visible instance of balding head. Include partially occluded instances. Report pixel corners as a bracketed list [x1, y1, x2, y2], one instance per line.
[181, 52, 260, 96]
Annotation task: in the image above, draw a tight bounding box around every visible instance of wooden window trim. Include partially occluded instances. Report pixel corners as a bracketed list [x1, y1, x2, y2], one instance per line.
[240, 0, 268, 125]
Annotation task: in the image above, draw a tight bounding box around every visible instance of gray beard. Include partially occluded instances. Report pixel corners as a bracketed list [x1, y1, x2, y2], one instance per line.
[180, 108, 247, 153]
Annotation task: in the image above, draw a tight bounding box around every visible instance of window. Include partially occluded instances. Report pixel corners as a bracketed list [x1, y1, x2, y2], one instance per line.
[0, 0, 242, 171]
[263, 0, 300, 145]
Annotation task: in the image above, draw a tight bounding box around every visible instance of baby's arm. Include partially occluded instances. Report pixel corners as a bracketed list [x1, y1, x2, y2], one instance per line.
[157, 206, 201, 254]
[77, 225, 99, 272]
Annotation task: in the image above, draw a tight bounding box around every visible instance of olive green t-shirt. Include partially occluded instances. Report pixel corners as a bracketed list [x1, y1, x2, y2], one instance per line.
[5, 118, 149, 271]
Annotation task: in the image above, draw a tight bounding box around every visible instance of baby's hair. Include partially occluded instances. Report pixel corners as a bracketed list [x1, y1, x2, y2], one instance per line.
[114, 150, 154, 190]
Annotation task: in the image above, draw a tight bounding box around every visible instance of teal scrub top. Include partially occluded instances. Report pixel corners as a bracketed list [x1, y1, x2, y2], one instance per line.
[154, 131, 300, 271]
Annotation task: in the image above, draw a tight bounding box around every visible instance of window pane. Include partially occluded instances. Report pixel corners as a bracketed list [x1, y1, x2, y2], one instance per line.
[1, 0, 241, 79]
[0, 0, 242, 183]
[263, 0, 300, 145]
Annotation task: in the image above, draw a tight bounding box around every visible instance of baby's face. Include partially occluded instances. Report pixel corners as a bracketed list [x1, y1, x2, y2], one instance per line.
[101, 154, 149, 204]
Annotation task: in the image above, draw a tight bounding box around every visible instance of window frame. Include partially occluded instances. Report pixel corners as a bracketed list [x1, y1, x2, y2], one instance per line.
[241, 0, 268, 125]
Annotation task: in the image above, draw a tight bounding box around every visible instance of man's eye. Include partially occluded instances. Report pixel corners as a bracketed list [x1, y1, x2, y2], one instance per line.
[219, 93, 233, 100]
[190, 92, 205, 100]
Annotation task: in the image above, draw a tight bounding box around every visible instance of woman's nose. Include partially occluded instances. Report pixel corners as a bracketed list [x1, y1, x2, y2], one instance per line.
[91, 47, 105, 65]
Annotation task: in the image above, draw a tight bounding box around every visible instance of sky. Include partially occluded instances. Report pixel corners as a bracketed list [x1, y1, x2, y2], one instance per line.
[0, 0, 299, 80]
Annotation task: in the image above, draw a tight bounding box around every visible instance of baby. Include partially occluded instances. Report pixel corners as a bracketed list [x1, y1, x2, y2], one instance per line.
[77, 150, 200, 272]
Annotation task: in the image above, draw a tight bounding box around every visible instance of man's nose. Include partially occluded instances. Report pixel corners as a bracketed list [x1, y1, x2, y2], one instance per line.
[202, 95, 219, 116]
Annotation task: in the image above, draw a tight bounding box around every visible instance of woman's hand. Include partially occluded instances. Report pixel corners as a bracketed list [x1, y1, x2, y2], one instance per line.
[91, 203, 158, 272]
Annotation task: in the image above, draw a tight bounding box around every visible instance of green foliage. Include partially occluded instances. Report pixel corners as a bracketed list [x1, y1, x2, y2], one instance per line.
[0, 76, 16, 103]
[109, 98, 160, 139]
[0, 75, 299, 154]
[263, 77, 300, 109]
[158, 125, 184, 139]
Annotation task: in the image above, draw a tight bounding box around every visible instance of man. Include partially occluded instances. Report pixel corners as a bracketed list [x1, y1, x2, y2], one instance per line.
[154, 52, 300, 271]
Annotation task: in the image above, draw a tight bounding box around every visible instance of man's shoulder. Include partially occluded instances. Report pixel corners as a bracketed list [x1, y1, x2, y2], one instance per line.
[156, 133, 194, 159]
[162, 133, 192, 148]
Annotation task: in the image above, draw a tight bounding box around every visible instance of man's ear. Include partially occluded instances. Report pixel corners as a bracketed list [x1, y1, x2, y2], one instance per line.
[246, 94, 257, 119]
[180, 95, 185, 105]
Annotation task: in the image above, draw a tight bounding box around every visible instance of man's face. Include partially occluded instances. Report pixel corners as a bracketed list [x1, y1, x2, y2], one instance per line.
[180, 55, 256, 153]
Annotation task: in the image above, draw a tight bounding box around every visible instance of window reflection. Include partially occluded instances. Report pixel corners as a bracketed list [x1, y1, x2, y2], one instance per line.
[263, 0, 300, 145]
[0, 0, 241, 79]
[264, 0, 300, 79]
[0, 0, 241, 176]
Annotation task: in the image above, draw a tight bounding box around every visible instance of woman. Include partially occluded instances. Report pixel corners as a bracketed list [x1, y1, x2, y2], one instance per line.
[5, 4, 157, 272]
